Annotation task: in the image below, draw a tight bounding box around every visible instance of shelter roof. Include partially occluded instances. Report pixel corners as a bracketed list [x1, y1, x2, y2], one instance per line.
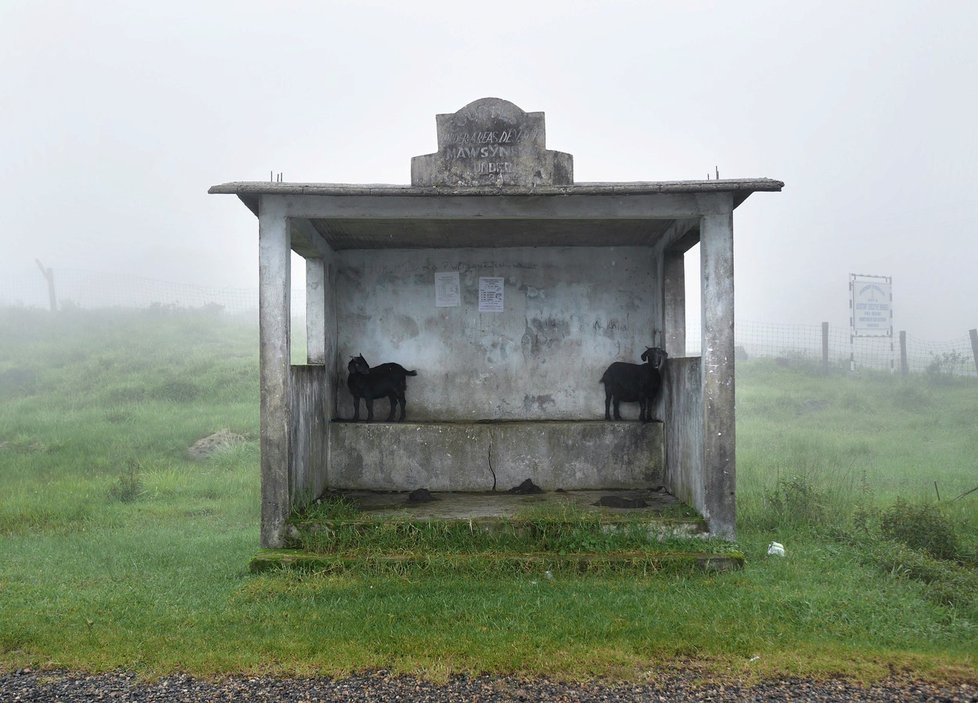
[209, 179, 783, 208]
[208, 179, 783, 252]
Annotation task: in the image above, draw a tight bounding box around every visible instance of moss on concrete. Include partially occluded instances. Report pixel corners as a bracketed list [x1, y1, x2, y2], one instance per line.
[250, 548, 745, 577]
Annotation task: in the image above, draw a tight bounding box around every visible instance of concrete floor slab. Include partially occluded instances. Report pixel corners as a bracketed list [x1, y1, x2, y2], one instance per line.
[321, 488, 688, 521]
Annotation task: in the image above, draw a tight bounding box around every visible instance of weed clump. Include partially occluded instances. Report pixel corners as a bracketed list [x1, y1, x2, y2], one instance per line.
[830, 496, 977, 614]
[107, 460, 145, 503]
[925, 350, 968, 382]
[848, 533, 977, 612]
[754, 474, 828, 531]
[879, 499, 964, 562]
[292, 495, 362, 523]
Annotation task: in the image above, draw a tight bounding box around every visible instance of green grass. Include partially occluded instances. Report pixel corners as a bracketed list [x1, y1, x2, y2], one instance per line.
[737, 360, 978, 509]
[1, 309, 976, 682]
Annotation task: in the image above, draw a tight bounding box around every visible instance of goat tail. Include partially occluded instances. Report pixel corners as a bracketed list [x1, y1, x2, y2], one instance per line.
[406, 369, 417, 376]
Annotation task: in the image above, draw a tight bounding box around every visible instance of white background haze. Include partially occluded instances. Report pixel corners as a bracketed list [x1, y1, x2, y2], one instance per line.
[2, 1, 976, 339]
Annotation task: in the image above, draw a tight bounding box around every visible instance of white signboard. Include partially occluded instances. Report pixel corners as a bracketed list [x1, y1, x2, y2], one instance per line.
[478, 277, 504, 312]
[850, 274, 892, 337]
[434, 272, 460, 308]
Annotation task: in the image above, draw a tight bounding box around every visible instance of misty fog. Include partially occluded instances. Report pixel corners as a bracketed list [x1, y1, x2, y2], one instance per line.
[2, 1, 976, 340]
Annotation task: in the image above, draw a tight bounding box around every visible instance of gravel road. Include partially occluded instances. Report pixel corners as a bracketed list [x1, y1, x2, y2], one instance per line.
[2, 669, 976, 702]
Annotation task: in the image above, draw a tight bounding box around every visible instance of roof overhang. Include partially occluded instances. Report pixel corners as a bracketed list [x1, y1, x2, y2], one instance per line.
[208, 179, 783, 251]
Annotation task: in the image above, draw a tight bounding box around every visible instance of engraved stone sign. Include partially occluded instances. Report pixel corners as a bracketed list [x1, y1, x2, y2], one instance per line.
[411, 97, 573, 187]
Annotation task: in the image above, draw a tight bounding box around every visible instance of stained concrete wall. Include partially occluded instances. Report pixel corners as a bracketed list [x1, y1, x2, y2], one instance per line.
[289, 366, 329, 504]
[334, 246, 657, 421]
[328, 421, 663, 491]
[662, 357, 705, 516]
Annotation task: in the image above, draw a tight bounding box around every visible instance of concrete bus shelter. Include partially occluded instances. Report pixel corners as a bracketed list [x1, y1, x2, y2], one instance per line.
[210, 98, 782, 548]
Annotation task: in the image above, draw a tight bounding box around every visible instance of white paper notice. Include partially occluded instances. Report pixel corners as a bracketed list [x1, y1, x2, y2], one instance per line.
[434, 272, 460, 307]
[478, 277, 504, 312]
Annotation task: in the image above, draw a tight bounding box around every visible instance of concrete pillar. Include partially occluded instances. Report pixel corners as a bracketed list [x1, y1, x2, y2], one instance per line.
[700, 200, 736, 539]
[663, 248, 686, 358]
[258, 197, 292, 549]
[305, 257, 327, 365]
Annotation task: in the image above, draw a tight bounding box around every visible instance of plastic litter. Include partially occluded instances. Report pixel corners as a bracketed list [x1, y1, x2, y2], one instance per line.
[767, 541, 786, 557]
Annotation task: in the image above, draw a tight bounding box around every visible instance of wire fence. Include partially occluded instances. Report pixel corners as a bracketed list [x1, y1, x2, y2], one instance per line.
[3, 269, 976, 377]
[691, 322, 977, 376]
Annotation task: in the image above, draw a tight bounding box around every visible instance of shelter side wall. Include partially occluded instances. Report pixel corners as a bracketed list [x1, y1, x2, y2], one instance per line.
[289, 365, 329, 504]
[663, 357, 705, 515]
[334, 246, 657, 421]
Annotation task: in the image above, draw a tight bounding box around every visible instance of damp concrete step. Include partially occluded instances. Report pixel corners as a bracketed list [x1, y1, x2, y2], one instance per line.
[268, 488, 739, 576]
[250, 549, 744, 577]
[286, 489, 710, 554]
[286, 515, 709, 553]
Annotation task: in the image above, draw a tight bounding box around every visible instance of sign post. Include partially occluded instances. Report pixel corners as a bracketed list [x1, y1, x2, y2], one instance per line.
[848, 273, 893, 372]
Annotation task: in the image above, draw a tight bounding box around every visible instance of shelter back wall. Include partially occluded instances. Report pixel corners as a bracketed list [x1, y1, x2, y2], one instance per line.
[334, 246, 656, 421]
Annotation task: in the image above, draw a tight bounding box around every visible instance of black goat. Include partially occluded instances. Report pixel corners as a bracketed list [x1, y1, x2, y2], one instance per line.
[599, 347, 668, 422]
[347, 354, 417, 422]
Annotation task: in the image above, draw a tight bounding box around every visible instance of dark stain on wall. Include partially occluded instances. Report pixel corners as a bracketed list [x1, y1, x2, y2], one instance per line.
[521, 317, 570, 356]
[523, 394, 556, 412]
[391, 314, 420, 343]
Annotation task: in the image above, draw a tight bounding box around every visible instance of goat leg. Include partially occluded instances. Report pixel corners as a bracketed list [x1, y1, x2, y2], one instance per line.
[386, 394, 397, 422]
[352, 398, 361, 422]
[366, 397, 374, 422]
[613, 398, 622, 421]
[604, 393, 612, 421]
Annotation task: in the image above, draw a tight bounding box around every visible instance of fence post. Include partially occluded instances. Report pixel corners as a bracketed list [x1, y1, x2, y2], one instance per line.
[821, 322, 829, 373]
[970, 328, 978, 377]
[899, 331, 908, 376]
[34, 259, 57, 312]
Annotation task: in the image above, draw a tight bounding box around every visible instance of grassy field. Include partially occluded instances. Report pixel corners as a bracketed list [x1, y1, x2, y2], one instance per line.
[0, 308, 976, 682]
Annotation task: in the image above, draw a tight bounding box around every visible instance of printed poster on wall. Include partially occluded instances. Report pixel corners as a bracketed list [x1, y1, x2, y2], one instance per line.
[434, 272, 460, 307]
[478, 277, 504, 312]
